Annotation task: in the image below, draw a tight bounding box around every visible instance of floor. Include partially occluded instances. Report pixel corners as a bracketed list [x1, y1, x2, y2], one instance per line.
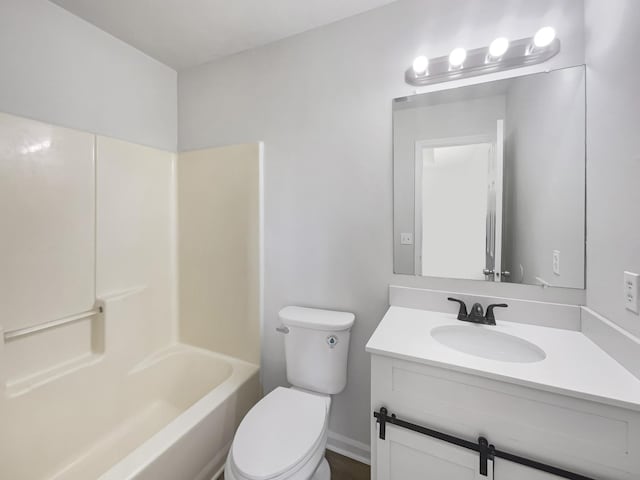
[221, 450, 370, 480]
[325, 450, 370, 480]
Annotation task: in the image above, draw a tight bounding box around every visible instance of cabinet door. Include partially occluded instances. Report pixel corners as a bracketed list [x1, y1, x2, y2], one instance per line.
[376, 425, 493, 480]
[494, 459, 567, 480]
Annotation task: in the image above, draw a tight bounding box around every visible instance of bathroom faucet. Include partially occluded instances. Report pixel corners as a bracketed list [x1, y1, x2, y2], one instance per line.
[447, 298, 508, 325]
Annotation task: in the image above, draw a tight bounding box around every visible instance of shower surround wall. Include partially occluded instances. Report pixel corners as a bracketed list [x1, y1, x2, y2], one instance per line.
[178, 144, 262, 365]
[0, 112, 262, 479]
[0, 112, 176, 393]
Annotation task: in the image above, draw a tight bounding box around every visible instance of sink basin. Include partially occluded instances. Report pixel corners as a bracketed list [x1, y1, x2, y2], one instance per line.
[431, 325, 546, 363]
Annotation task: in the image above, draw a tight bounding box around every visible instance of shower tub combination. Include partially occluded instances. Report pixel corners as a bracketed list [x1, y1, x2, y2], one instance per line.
[0, 344, 260, 480]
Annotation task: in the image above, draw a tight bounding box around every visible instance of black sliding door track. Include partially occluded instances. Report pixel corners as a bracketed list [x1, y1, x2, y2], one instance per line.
[374, 407, 598, 480]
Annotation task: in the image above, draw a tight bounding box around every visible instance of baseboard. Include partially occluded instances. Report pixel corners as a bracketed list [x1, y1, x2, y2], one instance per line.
[326, 430, 371, 465]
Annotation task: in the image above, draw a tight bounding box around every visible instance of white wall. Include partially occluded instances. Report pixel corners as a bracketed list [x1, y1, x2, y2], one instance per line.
[0, 0, 177, 151]
[178, 0, 586, 447]
[503, 67, 586, 288]
[585, 0, 640, 336]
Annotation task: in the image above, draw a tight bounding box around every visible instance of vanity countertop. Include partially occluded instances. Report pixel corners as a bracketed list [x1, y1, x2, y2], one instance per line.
[366, 306, 640, 412]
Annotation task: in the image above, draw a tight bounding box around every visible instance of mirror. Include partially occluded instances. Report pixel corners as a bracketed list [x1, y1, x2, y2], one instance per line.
[393, 66, 586, 289]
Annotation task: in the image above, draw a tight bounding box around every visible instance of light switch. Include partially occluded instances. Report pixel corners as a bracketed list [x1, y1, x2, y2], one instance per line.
[552, 250, 560, 276]
[400, 233, 413, 245]
[624, 271, 639, 314]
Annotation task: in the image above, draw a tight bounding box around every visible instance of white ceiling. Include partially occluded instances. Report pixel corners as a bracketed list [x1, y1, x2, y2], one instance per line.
[50, 0, 397, 70]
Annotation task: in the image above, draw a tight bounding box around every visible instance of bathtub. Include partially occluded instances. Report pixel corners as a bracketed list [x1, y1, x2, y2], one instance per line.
[0, 344, 260, 480]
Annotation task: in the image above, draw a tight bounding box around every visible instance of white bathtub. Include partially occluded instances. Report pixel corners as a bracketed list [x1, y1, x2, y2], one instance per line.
[0, 344, 260, 480]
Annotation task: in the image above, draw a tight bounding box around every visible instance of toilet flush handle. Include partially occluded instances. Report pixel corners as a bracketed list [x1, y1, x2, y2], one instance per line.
[276, 325, 289, 334]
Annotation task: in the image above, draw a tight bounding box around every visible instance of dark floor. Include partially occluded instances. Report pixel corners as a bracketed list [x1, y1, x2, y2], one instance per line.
[220, 450, 370, 480]
[326, 449, 370, 480]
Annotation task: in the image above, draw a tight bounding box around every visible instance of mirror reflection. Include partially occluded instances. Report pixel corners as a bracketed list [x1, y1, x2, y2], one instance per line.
[393, 66, 586, 288]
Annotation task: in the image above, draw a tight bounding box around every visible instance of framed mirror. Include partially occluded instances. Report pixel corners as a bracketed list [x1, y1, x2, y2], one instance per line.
[393, 66, 586, 289]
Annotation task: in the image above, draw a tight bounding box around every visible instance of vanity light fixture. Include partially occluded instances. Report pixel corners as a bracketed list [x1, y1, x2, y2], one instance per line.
[412, 55, 429, 76]
[533, 26, 556, 48]
[405, 28, 560, 86]
[487, 37, 510, 61]
[448, 47, 467, 69]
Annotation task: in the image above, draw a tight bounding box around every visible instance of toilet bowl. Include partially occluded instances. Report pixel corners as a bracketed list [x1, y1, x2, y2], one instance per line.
[224, 387, 331, 480]
[224, 306, 355, 480]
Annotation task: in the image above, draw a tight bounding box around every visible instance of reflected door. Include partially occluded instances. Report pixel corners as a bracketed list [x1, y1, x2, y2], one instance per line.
[485, 119, 505, 282]
[415, 139, 493, 280]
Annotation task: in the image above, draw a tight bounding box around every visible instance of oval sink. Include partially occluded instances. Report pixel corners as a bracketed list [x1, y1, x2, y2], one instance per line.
[431, 325, 546, 363]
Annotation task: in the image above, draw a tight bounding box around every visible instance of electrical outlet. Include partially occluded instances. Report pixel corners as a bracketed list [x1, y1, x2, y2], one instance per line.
[624, 271, 639, 314]
[400, 233, 413, 245]
[552, 250, 560, 276]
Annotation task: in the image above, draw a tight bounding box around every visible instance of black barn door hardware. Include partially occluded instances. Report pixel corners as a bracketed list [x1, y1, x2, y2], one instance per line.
[374, 407, 598, 480]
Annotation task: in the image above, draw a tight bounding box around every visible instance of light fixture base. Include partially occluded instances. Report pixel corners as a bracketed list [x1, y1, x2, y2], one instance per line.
[405, 37, 560, 87]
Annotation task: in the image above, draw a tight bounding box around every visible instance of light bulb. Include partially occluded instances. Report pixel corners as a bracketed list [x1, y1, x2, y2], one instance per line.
[449, 47, 467, 68]
[412, 56, 429, 76]
[488, 37, 510, 58]
[534, 26, 556, 48]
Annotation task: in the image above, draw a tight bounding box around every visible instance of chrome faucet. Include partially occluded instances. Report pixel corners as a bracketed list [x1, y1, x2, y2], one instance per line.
[447, 297, 508, 326]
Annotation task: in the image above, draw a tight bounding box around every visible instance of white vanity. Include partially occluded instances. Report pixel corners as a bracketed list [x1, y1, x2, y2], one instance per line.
[367, 304, 640, 480]
[382, 50, 639, 480]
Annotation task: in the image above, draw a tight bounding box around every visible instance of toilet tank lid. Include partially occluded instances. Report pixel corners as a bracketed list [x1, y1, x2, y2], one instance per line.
[279, 306, 354, 331]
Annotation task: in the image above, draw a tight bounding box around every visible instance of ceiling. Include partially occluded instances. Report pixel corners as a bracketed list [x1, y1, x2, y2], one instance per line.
[50, 0, 397, 70]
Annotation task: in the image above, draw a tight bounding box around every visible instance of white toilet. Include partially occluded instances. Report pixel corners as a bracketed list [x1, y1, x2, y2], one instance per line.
[224, 306, 355, 480]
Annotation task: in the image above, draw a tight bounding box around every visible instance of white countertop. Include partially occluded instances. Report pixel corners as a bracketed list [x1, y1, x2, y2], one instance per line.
[366, 306, 640, 412]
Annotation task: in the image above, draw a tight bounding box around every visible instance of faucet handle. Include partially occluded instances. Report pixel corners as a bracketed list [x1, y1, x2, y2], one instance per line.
[447, 297, 468, 320]
[485, 303, 508, 324]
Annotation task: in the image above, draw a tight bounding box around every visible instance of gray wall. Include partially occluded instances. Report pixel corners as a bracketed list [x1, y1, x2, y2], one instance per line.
[178, 0, 586, 446]
[585, 0, 640, 336]
[503, 67, 586, 288]
[0, 0, 177, 151]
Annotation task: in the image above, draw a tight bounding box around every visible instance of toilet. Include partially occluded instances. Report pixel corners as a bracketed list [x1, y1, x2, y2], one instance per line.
[224, 306, 355, 480]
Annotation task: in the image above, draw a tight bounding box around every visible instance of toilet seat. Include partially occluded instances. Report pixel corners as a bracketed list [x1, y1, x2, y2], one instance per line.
[228, 387, 330, 480]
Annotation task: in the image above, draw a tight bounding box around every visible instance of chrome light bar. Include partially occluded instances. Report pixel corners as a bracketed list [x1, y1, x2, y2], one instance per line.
[405, 36, 560, 87]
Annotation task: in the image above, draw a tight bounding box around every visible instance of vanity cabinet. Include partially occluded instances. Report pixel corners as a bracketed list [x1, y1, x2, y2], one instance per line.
[494, 461, 565, 480]
[376, 423, 495, 479]
[370, 354, 640, 480]
[376, 427, 566, 480]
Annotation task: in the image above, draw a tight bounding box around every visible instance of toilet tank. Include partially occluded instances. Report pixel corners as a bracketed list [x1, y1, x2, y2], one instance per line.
[279, 306, 355, 394]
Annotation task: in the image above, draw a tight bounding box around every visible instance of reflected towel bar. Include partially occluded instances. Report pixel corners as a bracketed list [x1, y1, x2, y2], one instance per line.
[3, 306, 103, 342]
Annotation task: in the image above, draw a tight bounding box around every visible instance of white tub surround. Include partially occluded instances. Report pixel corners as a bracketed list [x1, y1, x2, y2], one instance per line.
[367, 304, 640, 479]
[0, 112, 263, 480]
[178, 144, 262, 365]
